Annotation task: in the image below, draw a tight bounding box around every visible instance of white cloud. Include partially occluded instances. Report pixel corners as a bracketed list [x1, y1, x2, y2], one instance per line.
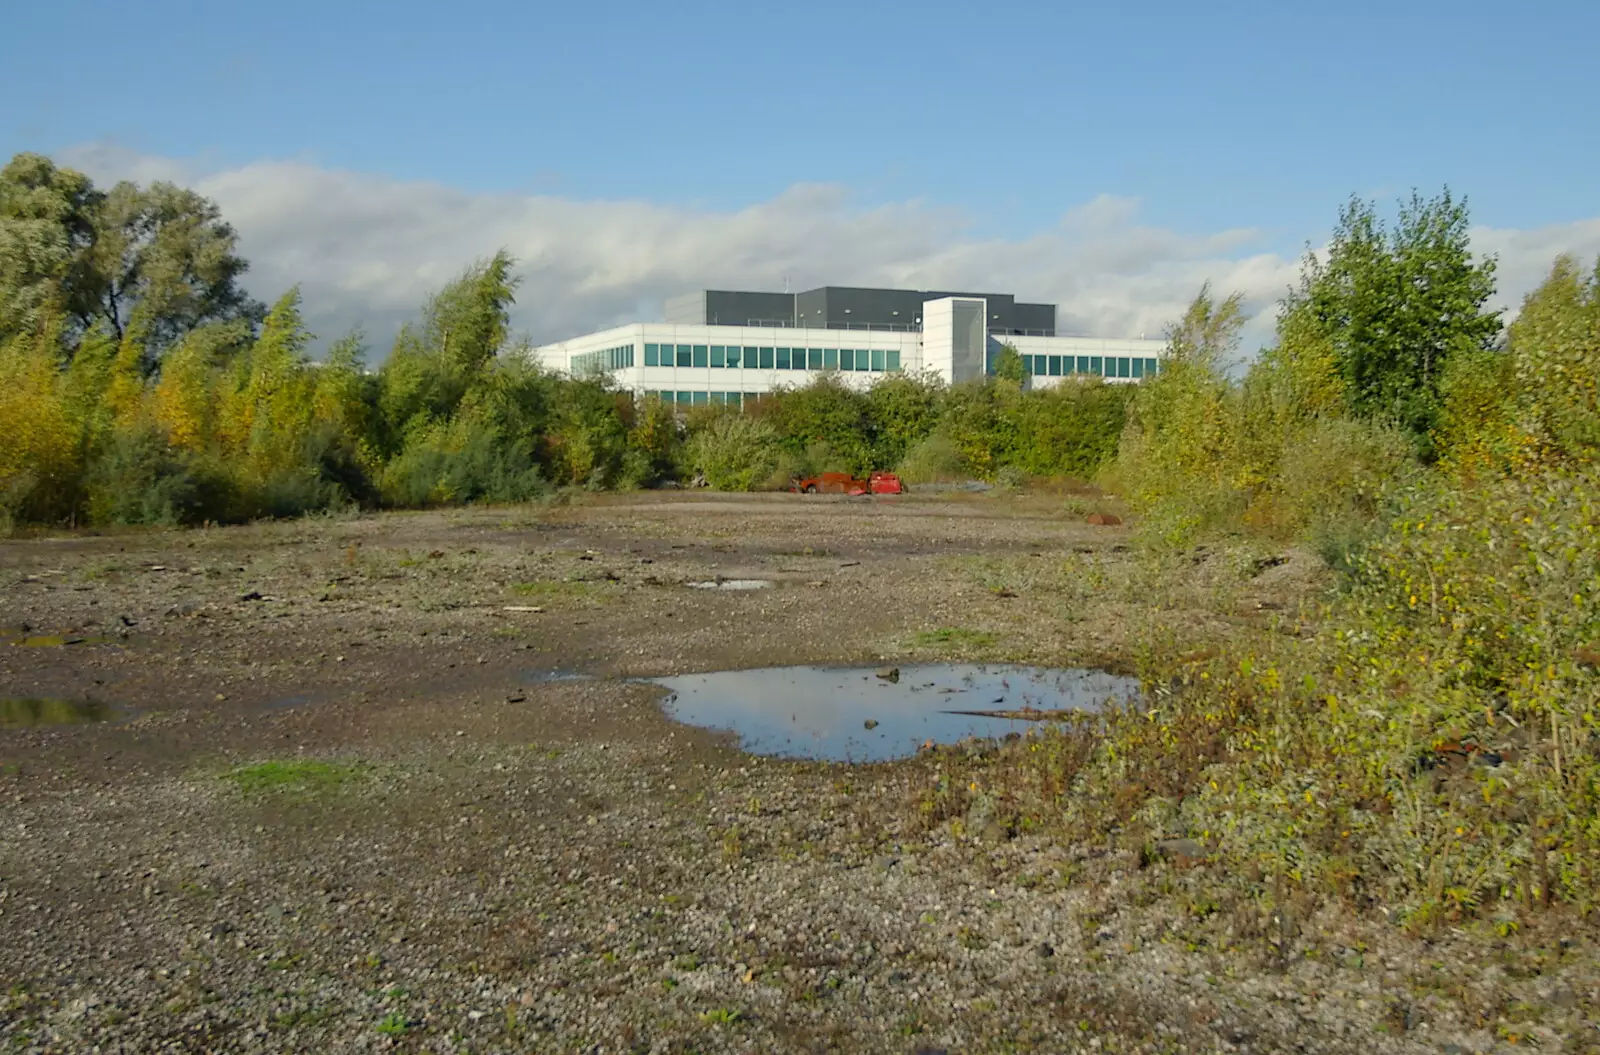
[57, 144, 1600, 362]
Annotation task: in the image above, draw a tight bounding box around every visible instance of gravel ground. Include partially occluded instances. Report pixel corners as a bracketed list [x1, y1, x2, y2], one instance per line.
[1, 492, 1594, 1053]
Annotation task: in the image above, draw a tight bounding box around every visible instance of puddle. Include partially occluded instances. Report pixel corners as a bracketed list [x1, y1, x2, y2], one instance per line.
[686, 579, 773, 591]
[6, 634, 114, 648]
[1, 697, 120, 729]
[652, 664, 1140, 762]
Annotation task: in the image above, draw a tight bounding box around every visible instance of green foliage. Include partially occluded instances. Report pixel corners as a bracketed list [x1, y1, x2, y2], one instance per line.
[82, 424, 228, 526]
[1506, 254, 1600, 462]
[223, 759, 367, 795]
[911, 626, 999, 651]
[379, 415, 547, 507]
[896, 432, 969, 484]
[992, 344, 1026, 383]
[1164, 281, 1246, 370]
[684, 410, 782, 490]
[864, 371, 945, 469]
[81, 178, 264, 362]
[1025, 199, 1600, 926]
[0, 153, 99, 342]
[1288, 190, 1500, 452]
[759, 375, 875, 474]
[999, 379, 1131, 478]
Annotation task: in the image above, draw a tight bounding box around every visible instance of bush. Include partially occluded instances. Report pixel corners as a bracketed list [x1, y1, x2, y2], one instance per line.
[83, 427, 230, 526]
[896, 432, 969, 484]
[1253, 417, 1417, 539]
[684, 412, 783, 491]
[379, 419, 547, 507]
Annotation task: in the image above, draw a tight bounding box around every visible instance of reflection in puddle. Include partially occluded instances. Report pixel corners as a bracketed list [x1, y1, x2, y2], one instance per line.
[653, 664, 1141, 762]
[1, 697, 119, 729]
[5, 633, 114, 648]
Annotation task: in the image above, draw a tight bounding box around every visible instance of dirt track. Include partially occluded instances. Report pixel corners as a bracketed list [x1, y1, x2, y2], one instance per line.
[1, 493, 1588, 1053]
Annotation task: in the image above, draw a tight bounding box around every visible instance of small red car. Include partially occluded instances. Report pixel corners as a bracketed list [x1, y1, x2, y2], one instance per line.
[792, 472, 904, 496]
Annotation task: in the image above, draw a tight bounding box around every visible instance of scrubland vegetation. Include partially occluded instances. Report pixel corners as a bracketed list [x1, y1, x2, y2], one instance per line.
[5, 147, 1599, 934]
[0, 152, 1130, 529]
[944, 192, 1600, 931]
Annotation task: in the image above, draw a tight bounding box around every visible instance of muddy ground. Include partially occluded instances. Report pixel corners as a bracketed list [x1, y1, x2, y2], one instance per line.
[1, 492, 1593, 1054]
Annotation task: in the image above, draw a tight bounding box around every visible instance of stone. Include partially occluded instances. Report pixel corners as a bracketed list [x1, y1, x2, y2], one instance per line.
[1086, 512, 1123, 526]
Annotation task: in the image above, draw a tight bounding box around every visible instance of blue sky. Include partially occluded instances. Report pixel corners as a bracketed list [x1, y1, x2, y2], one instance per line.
[4, 0, 1598, 350]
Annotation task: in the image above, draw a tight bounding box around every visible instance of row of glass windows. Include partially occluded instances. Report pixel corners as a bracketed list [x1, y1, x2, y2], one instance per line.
[1023, 354, 1162, 379]
[642, 343, 901, 373]
[572, 345, 635, 375]
[644, 390, 748, 407]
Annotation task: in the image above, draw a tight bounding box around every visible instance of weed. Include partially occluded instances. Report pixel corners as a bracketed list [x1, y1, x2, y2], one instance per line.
[699, 1007, 741, 1026]
[375, 1012, 410, 1036]
[911, 626, 999, 651]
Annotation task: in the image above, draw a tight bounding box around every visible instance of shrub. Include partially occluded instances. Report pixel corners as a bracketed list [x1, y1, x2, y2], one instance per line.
[684, 412, 782, 491]
[380, 418, 547, 507]
[896, 432, 969, 484]
[82, 426, 230, 526]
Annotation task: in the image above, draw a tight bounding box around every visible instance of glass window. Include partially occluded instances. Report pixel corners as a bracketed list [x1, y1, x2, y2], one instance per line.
[672, 391, 688, 405]
[644, 343, 659, 367]
[839, 348, 855, 371]
[1147, 357, 1160, 376]
[759, 347, 774, 369]
[675, 344, 691, 367]
[1117, 357, 1130, 378]
[727, 346, 741, 368]
[776, 347, 791, 369]
[871, 349, 885, 371]
[711, 345, 726, 368]
[1077, 356, 1089, 375]
[1131, 357, 1144, 379]
[1048, 355, 1062, 376]
[1090, 356, 1102, 376]
[692, 391, 708, 405]
[887, 350, 901, 372]
[808, 348, 823, 370]
[824, 348, 838, 369]
[692, 345, 708, 368]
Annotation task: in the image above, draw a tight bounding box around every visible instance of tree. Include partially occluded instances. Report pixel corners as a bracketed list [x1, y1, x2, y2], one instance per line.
[865, 371, 945, 470]
[0, 153, 263, 364]
[1506, 254, 1600, 461]
[1163, 281, 1246, 369]
[1287, 190, 1500, 451]
[0, 154, 100, 341]
[79, 179, 264, 364]
[424, 250, 519, 377]
[991, 344, 1026, 384]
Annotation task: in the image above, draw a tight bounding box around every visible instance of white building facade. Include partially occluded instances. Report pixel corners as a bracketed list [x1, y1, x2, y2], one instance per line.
[530, 292, 1164, 406]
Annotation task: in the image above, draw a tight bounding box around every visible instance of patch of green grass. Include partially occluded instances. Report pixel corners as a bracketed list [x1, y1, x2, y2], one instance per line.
[223, 759, 367, 795]
[699, 1007, 742, 1026]
[910, 626, 999, 650]
[375, 1011, 410, 1036]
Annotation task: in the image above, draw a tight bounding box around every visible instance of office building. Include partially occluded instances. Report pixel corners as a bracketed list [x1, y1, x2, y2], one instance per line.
[531, 286, 1163, 407]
